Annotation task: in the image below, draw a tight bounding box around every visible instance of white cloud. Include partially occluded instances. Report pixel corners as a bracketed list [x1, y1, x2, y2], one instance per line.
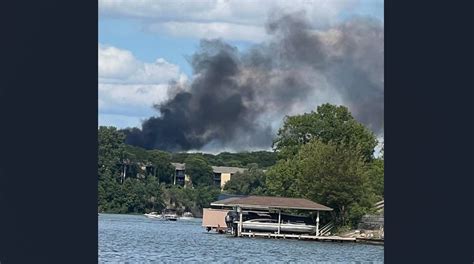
[99, 0, 358, 25]
[148, 21, 268, 43]
[99, 83, 169, 116]
[98, 44, 188, 127]
[98, 44, 138, 79]
[99, 0, 366, 42]
[99, 44, 187, 84]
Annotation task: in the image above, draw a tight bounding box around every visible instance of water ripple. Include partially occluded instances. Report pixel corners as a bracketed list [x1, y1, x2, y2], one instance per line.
[99, 214, 383, 263]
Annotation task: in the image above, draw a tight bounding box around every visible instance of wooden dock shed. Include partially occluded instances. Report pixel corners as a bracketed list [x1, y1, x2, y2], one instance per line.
[202, 208, 228, 233]
[209, 195, 334, 239]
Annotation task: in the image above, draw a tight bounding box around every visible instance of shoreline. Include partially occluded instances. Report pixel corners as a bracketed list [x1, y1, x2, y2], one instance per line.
[356, 237, 384, 246]
[99, 212, 203, 219]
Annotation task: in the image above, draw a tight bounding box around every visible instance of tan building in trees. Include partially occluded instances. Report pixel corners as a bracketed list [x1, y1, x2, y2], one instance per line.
[171, 163, 246, 189]
[212, 166, 246, 189]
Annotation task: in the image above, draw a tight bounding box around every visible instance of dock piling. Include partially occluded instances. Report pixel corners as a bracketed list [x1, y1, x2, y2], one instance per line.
[277, 210, 281, 235]
[315, 211, 320, 237]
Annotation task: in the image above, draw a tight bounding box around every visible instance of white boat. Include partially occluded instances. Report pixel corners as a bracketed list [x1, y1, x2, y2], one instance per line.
[242, 218, 316, 234]
[162, 209, 178, 221]
[179, 212, 194, 220]
[144, 212, 162, 219]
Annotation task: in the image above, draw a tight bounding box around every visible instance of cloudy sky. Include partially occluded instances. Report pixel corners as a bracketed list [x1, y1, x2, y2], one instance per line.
[98, 0, 383, 129]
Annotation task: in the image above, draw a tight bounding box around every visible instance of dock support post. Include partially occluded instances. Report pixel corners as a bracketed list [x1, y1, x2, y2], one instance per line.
[237, 206, 242, 237]
[315, 211, 320, 237]
[277, 210, 281, 234]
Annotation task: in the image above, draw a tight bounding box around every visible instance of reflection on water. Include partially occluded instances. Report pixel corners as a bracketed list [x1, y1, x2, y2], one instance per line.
[99, 214, 383, 263]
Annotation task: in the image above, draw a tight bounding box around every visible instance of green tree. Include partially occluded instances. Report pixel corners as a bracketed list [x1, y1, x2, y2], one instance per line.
[267, 139, 377, 227]
[225, 159, 243, 167]
[98, 126, 126, 180]
[170, 151, 277, 169]
[124, 145, 150, 162]
[148, 150, 175, 184]
[98, 126, 127, 211]
[194, 186, 221, 211]
[297, 140, 375, 226]
[98, 174, 121, 212]
[366, 158, 384, 197]
[121, 178, 146, 213]
[265, 158, 301, 198]
[272, 103, 377, 161]
[144, 176, 165, 212]
[99, 127, 172, 214]
[162, 185, 220, 217]
[223, 167, 267, 195]
[184, 157, 214, 186]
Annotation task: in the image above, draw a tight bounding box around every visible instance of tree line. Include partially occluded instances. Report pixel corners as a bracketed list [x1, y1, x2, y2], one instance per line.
[98, 127, 272, 214]
[98, 103, 384, 228]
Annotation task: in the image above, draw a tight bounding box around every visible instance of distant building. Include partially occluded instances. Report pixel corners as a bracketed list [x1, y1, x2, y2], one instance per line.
[139, 163, 158, 178]
[171, 163, 246, 189]
[170, 163, 190, 186]
[212, 166, 247, 189]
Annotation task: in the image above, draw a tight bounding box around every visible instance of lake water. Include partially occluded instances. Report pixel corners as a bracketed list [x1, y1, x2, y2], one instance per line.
[99, 214, 384, 263]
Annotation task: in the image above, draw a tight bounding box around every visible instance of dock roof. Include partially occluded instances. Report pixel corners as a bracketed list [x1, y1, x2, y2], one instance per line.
[211, 195, 333, 211]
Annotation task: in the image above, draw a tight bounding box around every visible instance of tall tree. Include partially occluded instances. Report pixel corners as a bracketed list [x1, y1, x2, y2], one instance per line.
[98, 126, 126, 180]
[98, 126, 127, 211]
[144, 176, 165, 213]
[272, 103, 377, 161]
[162, 185, 220, 217]
[265, 158, 301, 198]
[184, 157, 214, 186]
[193, 186, 221, 212]
[267, 139, 377, 227]
[223, 166, 267, 195]
[148, 150, 175, 184]
[297, 140, 375, 226]
[367, 158, 384, 197]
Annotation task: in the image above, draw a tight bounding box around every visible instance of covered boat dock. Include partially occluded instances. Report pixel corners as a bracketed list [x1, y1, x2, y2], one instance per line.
[209, 195, 354, 242]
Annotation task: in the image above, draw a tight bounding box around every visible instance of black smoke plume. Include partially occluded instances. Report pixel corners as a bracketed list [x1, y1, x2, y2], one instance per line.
[124, 12, 384, 152]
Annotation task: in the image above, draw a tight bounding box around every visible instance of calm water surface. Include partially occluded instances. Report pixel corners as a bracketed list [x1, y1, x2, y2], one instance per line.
[99, 214, 383, 263]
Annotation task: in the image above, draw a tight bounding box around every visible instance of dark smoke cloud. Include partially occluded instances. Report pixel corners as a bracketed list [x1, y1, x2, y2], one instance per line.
[124, 12, 384, 152]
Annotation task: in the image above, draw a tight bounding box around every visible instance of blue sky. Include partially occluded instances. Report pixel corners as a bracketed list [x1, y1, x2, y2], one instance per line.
[99, 18, 257, 77]
[98, 0, 383, 129]
[99, 18, 197, 76]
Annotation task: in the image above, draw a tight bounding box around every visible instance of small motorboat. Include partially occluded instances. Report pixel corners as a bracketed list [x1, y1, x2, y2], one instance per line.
[242, 218, 316, 234]
[179, 211, 194, 220]
[162, 209, 178, 221]
[144, 212, 162, 219]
